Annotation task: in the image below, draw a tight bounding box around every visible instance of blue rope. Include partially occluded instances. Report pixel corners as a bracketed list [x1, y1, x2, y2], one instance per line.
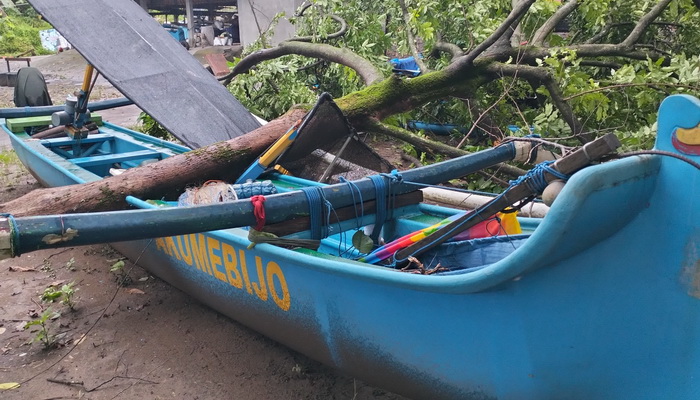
[509, 160, 570, 193]
[1, 213, 19, 258]
[301, 187, 331, 240]
[394, 161, 569, 263]
[367, 171, 403, 243]
[338, 177, 364, 229]
[368, 175, 388, 243]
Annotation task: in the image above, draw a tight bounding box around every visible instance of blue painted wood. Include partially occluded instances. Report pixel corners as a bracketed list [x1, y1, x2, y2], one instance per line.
[0, 97, 133, 118]
[72, 149, 161, 167]
[2, 95, 700, 399]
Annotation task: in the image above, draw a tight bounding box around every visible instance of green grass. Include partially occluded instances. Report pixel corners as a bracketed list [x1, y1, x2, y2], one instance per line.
[0, 149, 20, 165]
[0, 149, 24, 185]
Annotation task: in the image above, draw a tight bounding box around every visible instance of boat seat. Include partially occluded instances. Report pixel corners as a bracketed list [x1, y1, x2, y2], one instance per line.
[40, 133, 115, 148]
[71, 149, 161, 168]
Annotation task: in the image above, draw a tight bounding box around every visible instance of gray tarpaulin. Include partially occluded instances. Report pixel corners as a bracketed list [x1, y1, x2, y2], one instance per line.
[27, 0, 261, 149]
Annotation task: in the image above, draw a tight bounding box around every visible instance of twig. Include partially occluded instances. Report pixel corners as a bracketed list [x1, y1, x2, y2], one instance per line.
[398, 0, 430, 74]
[35, 248, 74, 268]
[85, 375, 159, 393]
[46, 378, 84, 387]
[563, 82, 700, 101]
[531, 0, 579, 46]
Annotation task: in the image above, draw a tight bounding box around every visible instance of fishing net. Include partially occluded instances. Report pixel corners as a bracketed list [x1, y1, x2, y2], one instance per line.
[178, 180, 277, 206]
[272, 93, 393, 182]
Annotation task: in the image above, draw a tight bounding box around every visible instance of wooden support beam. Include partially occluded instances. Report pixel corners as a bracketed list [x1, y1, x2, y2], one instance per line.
[185, 0, 194, 48]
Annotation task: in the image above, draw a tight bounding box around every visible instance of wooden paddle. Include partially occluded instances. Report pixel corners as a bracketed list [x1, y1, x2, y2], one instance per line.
[393, 133, 621, 262]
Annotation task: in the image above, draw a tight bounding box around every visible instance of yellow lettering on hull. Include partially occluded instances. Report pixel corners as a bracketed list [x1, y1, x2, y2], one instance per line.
[154, 234, 292, 312]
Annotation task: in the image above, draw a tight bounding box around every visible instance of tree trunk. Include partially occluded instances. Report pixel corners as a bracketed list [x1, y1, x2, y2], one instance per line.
[1, 109, 307, 217]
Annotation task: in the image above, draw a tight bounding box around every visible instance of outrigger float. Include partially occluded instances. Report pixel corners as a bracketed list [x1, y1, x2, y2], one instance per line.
[1, 92, 699, 399]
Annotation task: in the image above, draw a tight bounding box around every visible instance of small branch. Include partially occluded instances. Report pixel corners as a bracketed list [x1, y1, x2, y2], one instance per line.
[366, 119, 526, 177]
[401, 152, 423, 167]
[496, 43, 667, 65]
[563, 82, 700, 101]
[85, 375, 159, 392]
[484, 62, 591, 143]
[456, 96, 505, 142]
[398, 0, 430, 73]
[578, 60, 622, 69]
[222, 41, 384, 86]
[477, 170, 509, 188]
[585, 20, 680, 44]
[634, 43, 673, 56]
[248, 0, 269, 48]
[509, 0, 527, 47]
[453, 0, 536, 68]
[431, 41, 465, 62]
[621, 0, 674, 48]
[542, 77, 591, 144]
[531, 0, 579, 47]
[292, 5, 348, 42]
[585, 22, 613, 44]
[457, 84, 514, 148]
[47, 378, 84, 387]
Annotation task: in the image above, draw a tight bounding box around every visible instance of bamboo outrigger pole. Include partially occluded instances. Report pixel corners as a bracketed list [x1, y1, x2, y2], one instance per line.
[392, 133, 621, 263]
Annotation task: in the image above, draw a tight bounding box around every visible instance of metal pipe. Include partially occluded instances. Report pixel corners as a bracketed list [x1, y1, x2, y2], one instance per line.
[0, 97, 134, 119]
[0, 143, 516, 258]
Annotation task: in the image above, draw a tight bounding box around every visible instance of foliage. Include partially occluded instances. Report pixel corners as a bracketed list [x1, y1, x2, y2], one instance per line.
[137, 112, 176, 141]
[41, 281, 78, 310]
[227, 54, 318, 121]
[0, 7, 52, 56]
[24, 308, 61, 349]
[110, 259, 132, 286]
[229, 0, 700, 153]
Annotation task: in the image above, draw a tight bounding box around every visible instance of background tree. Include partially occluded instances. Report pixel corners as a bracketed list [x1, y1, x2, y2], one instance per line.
[228, 0, 700, 152]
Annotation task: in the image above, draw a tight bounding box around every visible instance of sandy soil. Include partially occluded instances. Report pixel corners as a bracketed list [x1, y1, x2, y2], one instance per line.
[0, 50, 409, 399]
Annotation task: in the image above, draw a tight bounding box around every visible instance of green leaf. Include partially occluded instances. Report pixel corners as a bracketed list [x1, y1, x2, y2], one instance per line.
[110, 260, 125, 272]
[352, 230, 374, 254]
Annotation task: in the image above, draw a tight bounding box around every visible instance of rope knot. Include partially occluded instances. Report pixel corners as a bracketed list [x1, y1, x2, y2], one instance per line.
[509, 160, 570, 193]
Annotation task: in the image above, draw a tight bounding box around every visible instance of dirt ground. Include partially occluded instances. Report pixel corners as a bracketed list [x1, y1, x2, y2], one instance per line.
[0, 50, 409, 399]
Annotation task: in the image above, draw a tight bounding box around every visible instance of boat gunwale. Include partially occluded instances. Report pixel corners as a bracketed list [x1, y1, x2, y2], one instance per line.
[126, 155, 662, 295]
[2, 119, 663, 294]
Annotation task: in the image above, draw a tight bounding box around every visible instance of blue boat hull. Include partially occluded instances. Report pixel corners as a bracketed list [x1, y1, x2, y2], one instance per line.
[3, 95, 700, 399]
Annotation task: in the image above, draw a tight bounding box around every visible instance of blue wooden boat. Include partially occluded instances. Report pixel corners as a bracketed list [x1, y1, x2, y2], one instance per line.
[1, 94, 700, 399]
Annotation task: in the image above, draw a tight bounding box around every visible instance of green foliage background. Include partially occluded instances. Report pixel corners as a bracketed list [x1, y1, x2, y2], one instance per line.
[226, 0, 700, 151]
[0, 6, 52, 56]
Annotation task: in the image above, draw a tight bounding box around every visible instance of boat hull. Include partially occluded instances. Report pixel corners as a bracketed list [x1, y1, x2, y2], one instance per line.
[111, 150, 698, 399]
[3, 94, 700, 399]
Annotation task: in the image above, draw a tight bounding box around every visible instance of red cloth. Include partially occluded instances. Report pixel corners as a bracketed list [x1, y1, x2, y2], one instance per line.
[250, 195, 266, 231]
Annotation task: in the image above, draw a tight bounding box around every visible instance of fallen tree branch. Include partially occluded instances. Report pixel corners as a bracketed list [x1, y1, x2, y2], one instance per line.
[292, 4, 348, 42]
[223, 41, 384, 86]
[531, 0, 579, 47]
[484, 62, 591, 143]
[398, 0, 430, 74]
[621, 0, 674, 48]
[366, 120, 527, 178]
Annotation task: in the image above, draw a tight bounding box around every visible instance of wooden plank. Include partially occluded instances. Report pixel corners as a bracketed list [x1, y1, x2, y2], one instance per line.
[40, 133, 113, 147]
[204, 53, 230, 77]
[72, 149, 160, 167]
[6, 114, 103, 133]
